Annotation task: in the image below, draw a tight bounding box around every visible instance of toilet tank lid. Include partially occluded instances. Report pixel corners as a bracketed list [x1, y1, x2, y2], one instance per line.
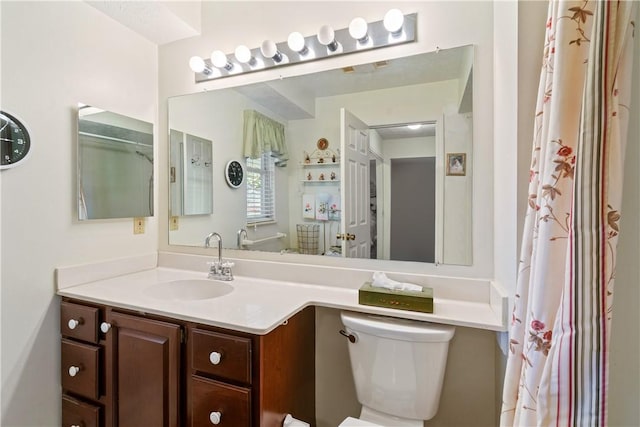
[341, 311, 455, 342]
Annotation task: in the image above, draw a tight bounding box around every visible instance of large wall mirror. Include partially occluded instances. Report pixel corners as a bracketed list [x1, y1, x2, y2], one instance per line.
[168, 45, 473, 266]
[78, 104, 154, 220]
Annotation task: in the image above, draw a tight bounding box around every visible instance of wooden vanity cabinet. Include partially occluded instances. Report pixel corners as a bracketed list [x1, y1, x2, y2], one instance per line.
[61, 299, 315, 427]
[187, 306, 316, 427]
[60, 300, 183, 427]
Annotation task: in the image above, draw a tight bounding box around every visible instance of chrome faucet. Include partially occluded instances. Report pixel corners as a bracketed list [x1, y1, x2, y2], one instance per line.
[237, 228, 248, 249]
[204, 232, 234, 281]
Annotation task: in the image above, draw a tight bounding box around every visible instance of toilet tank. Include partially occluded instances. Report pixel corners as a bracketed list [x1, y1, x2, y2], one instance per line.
[341, 312, 455, 421]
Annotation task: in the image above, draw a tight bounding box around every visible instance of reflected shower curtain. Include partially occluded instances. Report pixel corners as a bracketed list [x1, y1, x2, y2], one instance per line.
[501, 1, 635, 426]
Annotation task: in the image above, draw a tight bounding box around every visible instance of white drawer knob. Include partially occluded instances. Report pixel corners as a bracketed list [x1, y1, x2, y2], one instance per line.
[71, 425, 81, 427]
[209, 411, 222, 424]
[100, 322, 112, 333]
[209, 351, 222, 365]
[67, 319, 80, 330]
[68, 366, 81, 377]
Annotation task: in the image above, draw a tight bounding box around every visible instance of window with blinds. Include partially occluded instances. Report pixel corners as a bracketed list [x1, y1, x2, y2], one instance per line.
[246, 152, 276, 223]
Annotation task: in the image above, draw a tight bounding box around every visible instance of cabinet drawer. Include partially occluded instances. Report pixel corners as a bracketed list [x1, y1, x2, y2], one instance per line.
[191, 376, 250, 427]
[61, 301, 100, 344]
[62, 394, 101, 427]
[191, 328, 251, 384]
[61, 338, 101, 400]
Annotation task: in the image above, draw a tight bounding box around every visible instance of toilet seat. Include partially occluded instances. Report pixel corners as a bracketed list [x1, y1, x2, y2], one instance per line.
[338, 417, 382, 427]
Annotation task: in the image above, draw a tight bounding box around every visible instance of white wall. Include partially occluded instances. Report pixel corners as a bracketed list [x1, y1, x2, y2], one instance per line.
[0, 2, 158, 424]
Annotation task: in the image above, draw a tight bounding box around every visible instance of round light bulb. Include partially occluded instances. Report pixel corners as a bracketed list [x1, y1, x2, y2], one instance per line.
[317, 25, 335, 46]
[287, 32, 306, 53]
[260, 40, 283, 63]
[234, 45, 252, 64]
[349, 17, 368, 42]
[189, 56, 206, 73]
[260, 40, 277, 58]
[211, 50, 229, 69]
[384, 9, 404, 34]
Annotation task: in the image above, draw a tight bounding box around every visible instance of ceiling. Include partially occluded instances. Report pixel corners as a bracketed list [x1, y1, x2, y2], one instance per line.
[265, 47, 468, 101]
[85, 1, 201, 45]
[373, 123, 437, 140]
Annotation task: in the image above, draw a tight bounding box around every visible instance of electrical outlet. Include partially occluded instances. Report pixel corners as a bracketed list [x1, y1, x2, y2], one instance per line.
[133, 217, 145, 234]
[169, 216, 179, 231]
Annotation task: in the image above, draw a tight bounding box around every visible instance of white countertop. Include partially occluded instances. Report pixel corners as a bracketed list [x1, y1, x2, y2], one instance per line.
[56, 254, 507, 334]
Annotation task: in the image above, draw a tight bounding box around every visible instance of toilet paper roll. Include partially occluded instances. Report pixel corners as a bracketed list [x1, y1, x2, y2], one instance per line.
[283, 414, 310, 427]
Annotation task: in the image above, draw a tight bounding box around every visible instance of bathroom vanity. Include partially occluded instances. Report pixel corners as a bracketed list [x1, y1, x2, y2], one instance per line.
[60, 298, 315, 427]
[56, 252, 506, 426]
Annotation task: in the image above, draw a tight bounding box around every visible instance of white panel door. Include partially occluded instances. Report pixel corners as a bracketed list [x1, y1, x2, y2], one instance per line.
[340, 108, 370, 258]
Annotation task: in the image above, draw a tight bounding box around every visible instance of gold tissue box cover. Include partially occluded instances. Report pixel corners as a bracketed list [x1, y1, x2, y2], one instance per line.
[358, 282, 434, 314]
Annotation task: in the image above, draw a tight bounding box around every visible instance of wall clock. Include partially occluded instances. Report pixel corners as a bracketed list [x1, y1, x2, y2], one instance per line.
[1, 111, 31, 169]
[225, 159, 244, 188]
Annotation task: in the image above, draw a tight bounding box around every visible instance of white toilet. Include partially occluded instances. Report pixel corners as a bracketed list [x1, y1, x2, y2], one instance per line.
[338, 311, 455, 427]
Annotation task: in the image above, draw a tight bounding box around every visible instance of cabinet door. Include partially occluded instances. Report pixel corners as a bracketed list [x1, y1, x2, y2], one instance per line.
[107, 311, 182, 427]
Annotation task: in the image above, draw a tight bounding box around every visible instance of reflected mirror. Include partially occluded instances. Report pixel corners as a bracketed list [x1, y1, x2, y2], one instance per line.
[78, 105, 154, 220]
[168, 45, 473, 265]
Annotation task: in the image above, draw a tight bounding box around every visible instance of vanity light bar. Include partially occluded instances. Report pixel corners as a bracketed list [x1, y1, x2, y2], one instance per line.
[190, 12, 417, 83]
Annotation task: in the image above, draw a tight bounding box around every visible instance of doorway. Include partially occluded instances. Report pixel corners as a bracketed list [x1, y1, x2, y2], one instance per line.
[390, 157, 436, 262]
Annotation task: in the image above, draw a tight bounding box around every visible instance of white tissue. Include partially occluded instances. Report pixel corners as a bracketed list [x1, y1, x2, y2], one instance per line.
[283, 414, 310, 427]
[371, 272, 423, 292]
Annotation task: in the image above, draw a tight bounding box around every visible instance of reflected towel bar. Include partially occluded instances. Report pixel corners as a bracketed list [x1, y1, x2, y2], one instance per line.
[242, 232, 287, 246]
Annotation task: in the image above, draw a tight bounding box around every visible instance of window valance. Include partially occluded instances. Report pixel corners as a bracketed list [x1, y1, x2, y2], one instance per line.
[243, 110, 288, 166]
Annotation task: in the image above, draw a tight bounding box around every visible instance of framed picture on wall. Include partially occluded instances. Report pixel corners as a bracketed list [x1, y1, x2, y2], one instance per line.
[446, 153, 466, 176]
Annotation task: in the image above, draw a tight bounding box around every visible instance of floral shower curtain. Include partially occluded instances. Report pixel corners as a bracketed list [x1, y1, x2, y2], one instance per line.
[501, 1, 635, 426]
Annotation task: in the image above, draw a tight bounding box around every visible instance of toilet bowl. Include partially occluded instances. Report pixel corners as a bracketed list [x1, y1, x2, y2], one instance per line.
[338, 311, 455, 427]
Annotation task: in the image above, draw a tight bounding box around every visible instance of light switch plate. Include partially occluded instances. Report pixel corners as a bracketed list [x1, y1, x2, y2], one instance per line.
[133, 217, 145, 234]
[169, 216, 179, 231]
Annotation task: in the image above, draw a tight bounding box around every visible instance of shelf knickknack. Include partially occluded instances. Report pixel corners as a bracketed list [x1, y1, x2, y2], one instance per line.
[303, 138, 340, 165]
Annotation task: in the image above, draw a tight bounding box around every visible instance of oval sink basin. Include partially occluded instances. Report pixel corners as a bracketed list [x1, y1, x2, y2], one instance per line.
[145, 279, 233, 301]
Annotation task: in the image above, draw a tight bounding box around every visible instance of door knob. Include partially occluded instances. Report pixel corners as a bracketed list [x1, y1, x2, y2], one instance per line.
[336, 233, 356, 240]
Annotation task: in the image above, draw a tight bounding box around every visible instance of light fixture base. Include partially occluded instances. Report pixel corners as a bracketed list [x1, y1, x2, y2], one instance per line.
[193, 13, 416, 83]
